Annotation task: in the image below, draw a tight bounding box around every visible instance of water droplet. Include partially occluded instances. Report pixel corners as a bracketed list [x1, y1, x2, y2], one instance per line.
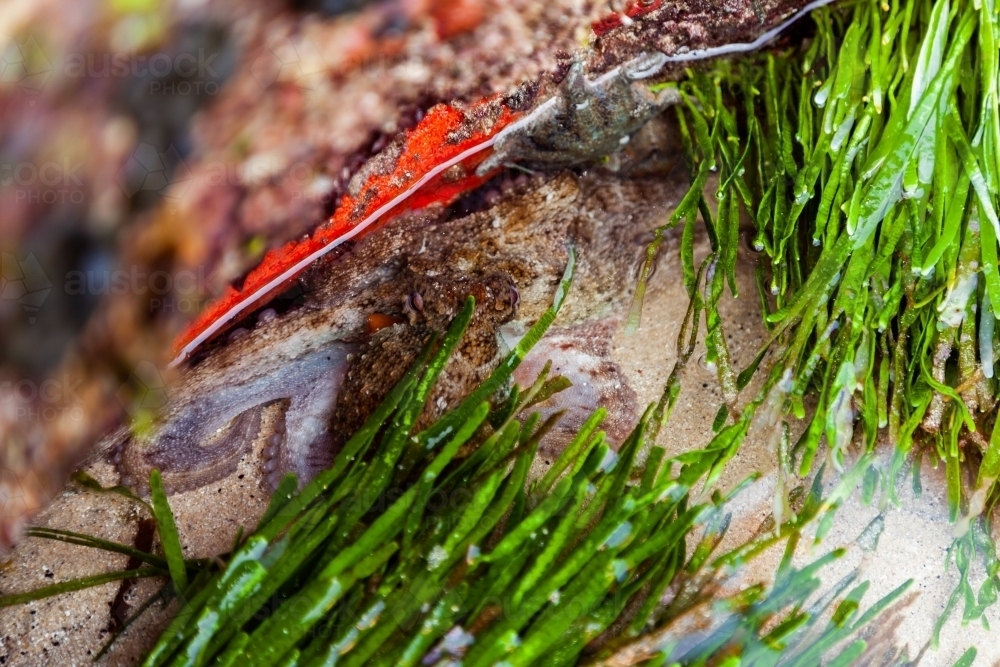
[698, 354, 717, 373]
[427, 545, 449, 570]
[813, 84, 830, 107]
[743, 232, 764, 254]
[716, 189, 726, 200]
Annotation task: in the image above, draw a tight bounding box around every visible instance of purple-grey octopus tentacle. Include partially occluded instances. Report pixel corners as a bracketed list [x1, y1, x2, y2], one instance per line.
[118, 342, 355, 493]
[267, 362, 351, 489]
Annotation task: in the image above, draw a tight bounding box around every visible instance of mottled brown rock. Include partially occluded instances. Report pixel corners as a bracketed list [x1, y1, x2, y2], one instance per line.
[591, 0, 816, 71]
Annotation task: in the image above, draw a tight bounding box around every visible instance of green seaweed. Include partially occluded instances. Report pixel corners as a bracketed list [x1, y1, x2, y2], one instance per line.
[629, 0, 1000, 642]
